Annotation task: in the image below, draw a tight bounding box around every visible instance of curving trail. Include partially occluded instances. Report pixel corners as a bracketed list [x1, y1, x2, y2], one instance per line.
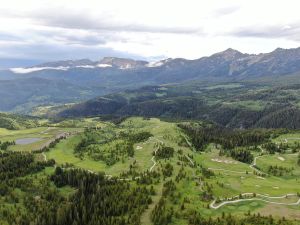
[182, 135, 196, 152]
[210, 193, 300, 209]
[149, 155, 157, 172]
[208, 155, 267, 176]
[208, 147, 300, 209]
[149, 137, 164, 172]
[249, 155, 268, 175]
[185, 155, 195, 166]
[40, 127, 51, 134]
[87, 136, 165, 180]
[42, 152, 47, 161]
[249, 145, 268, 173]
[207, 147, 300, 209]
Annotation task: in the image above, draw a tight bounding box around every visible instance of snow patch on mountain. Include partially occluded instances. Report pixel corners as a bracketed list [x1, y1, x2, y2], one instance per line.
[146, 61, 164, 67]
[76, 65, 95, 69]
[97, 64, 112, 68]
[120, 64, 134, 69]
[10, 66, 69, 74]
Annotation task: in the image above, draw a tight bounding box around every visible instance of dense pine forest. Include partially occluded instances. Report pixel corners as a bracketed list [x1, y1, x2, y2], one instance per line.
[1, 151, 296, 225]
[0, 113, 39, 130]
[0, 152, 152, 225]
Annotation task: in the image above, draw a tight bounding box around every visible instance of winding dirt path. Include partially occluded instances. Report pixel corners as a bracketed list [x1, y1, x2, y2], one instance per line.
[249, 155, 268, 175]
[40, 127, 51, 134]
[42, 152, 47, 161]
[185, 155, 195, 166]
[149, 137, 164, 172]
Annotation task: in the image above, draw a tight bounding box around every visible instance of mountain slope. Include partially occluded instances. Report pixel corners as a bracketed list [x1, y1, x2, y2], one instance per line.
[0, 77, 104, 112]
[2, 47, 300, 113]
[0, 113, 39, 130]
[57, 80, 300, 129]
[6, 47, 300, 83]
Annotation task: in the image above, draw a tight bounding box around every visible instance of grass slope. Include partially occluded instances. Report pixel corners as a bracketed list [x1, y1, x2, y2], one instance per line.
[1, 117, 300, 224]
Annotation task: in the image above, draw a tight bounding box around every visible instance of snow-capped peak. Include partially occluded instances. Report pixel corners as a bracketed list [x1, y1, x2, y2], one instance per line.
[120, 64, 134, 69]
[146, 61, 164, 67]
[146, 58, 173, 67]
[99, 57, 148, 69]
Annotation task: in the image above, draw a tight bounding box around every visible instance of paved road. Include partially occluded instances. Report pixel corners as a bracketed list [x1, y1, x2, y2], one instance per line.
[210, 193, 300, 209]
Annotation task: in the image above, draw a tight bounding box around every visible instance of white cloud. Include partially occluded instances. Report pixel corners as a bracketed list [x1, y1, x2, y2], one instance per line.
[0, 0, 300, 64]
[10, 66, 69, 73]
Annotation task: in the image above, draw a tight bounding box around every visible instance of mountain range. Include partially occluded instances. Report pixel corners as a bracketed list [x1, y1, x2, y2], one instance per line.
[1, 47, 300, 112]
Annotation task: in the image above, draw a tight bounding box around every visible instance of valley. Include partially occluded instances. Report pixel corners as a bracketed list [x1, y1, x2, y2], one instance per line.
[1, 116, 300, 224]
[2, 1, 300, 224]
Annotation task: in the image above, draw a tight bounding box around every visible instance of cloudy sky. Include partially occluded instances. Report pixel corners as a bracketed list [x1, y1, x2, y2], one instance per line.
[1, 0, 300, 67]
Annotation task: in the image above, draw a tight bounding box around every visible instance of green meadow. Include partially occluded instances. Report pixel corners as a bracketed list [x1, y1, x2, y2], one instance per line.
[1, 117, 300, 223]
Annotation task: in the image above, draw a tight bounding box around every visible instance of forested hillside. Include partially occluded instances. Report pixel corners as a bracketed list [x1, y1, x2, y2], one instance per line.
[2, 47, 300, 113]
[0, 77, 104, 112]
[1, 117, 300, 224]
[0, 113, 39, 130]
[57, 80, 300, 129]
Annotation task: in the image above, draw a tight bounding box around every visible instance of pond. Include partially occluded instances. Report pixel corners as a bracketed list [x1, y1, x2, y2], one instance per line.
[15, 138, 43, 145]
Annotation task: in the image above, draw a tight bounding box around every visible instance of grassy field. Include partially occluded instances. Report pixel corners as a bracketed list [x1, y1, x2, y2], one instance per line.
[0, 126, 82, 152]
[45, 117, 193, 176]
[2, 117, 300, 224]
[50, 117, 108, 128]
[204, 83, 244, 90]
[45, 135, 130, 174]
[256, 153, 300, 177]
[272, 132, 300, 147]
[180, 137, 300, 215]
[224, 100, 266, 111]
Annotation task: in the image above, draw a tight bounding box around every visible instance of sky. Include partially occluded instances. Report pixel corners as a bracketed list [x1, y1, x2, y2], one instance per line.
[1, 0, 300, 67]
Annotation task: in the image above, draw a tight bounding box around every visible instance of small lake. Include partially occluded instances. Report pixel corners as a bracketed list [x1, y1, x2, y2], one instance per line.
[15, 138, 43, 145]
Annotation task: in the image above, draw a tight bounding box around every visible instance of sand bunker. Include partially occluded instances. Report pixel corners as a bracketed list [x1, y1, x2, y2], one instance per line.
[136, 146, 143, 150]
[278, 156, 285, 161]
[211, 158, 237, 164]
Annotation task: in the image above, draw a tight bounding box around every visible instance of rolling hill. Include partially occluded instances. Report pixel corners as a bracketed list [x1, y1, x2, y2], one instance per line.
[56, 78, 300, 129]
